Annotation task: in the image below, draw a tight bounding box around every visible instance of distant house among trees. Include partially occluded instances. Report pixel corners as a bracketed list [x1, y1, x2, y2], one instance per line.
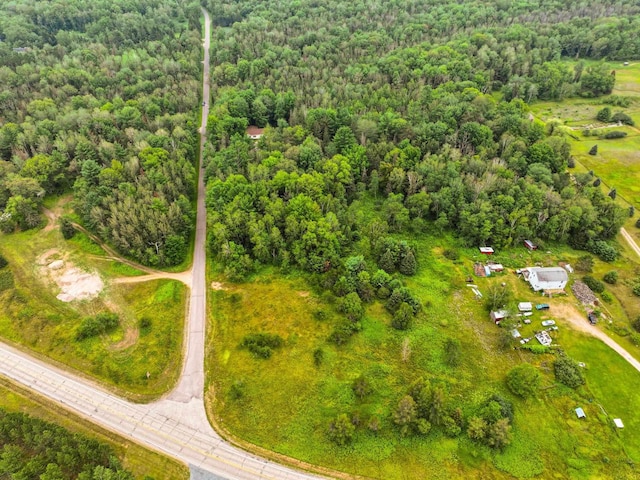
[523, 267, 568, 292]
[246, 126, 264, 140]
[479, 247, 494, 255]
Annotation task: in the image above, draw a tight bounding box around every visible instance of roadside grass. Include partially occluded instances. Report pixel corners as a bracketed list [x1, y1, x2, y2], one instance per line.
[205, 229, 640, 479]
[0, 224, 185, 399]
[0, 378, 189, 480]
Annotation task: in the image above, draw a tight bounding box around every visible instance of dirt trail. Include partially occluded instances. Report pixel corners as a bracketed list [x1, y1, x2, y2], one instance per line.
[555, 303, 640, 373]
[621, 227, 640, 259]
[112, 270, 192, 287]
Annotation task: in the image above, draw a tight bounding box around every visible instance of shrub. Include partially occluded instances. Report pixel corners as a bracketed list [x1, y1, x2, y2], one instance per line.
[554, 356, 585, 388]
[589, 240, 618, 262]
[596, 107, 611, 122]
[567, 156, 575, 168]
[603, 130, 627, 139]
[636, 218, 640, 228]
[399, 250, 417, 275]
[391, 302, 414, 330]
[313, 310, 327, 321]
[521, 344, 550, 354]
[588, 145, 598, 155]
[138, 317, 152, 335]
[352, 375, 373, 399]
[0, 269, 14, 292]
[633, 283, 640, 297]
[576, 255, 594, 273]
[611, 111, 634, 125]
[386, 287, 421, 314]
[0, 253, 7, 269]
[313, 348, 324, 366]
[229, 380, 245, 400]
[327, 414, 355, 446]
[582, 275, 605, 293]
[443, 249, 459, 261]
[239, 333, 284, 359]
[76, 313, 119, 341]
[506, 364, 541, 398]
[632, 317, 640, 333]
[603, 271, 618, 284]
[600, 291, 613, 303]
[444, 338, 462, 367]
[338, 292, 364, 321]
[60, 217, 76, 239]
[328, 321, 360, 345]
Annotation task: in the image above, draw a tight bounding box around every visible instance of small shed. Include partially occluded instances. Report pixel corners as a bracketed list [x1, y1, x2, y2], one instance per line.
[246, 126, 265, 140]
[524, 239, 537, 250]
[518, 302, 533, 312]
[511, 329, 521, 339]
[488, 263, 504, 272]
[575, 407, 586, 419]
[490, 310, 509, 324]
[613, 418, 624, 428]
[479, 247, 494, 255]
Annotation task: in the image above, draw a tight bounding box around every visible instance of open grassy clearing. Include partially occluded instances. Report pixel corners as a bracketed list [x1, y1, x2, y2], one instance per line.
[0, 218, 186, 399]
[205, 230, 640, 479]
[0, 377, 189, 480]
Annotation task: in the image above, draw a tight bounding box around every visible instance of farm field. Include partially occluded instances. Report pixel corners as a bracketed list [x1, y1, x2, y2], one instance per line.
[0, 205, 186, 400]
[205, 229, 640, 480]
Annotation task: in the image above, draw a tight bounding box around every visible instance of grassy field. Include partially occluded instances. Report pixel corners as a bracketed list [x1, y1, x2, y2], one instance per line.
[0, 377, 189, 480]
[205, 231, 640, 479]
[530, 61, 640, 214]
[0, 221, 186, 400]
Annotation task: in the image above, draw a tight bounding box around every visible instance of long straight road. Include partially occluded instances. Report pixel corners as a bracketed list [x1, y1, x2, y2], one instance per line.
[0, 9, 328, 480]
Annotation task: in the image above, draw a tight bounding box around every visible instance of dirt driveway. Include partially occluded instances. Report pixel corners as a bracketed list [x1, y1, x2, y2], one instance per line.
[554, 303, 640, 373]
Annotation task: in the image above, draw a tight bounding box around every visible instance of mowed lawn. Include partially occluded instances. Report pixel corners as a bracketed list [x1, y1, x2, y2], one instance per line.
[205, 234, 640, 479]
[0, 224, 186, 399]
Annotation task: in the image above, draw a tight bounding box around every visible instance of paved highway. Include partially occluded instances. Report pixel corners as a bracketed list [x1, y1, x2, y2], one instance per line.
[0, 9, 328, 480]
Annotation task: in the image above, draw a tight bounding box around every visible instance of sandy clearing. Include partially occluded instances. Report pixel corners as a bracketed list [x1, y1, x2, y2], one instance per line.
[555, 303, 640, 374]
[211, 281, 226, 290]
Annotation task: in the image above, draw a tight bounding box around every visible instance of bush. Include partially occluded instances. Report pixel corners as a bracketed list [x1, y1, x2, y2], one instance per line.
[399, 250, 417, 275]
[229, 380, 245, 400]
[521, 344, 550, 354]
[0, 253, 7, 269]
[313, 348, 324, 366]
[636, 218, 640, 228]
[0, 269, 14, 292]
[611, 111, 634, 125]
[76, 313, 119, 341]
[632, 317, 640, 333]
[328, 321, 361, 345]
[443, 249, 459, 261]
[506, 364, 541, 398]
[60, 217, 76, 240]
[138, 317, 152, 335]
[554, 356, 585, 388]
[444, 338, 462, 367]
[327, 414, 355, 446]
[576, 255, 594, 273]
[338, 292, 364, 321]
[582, 275, 605, 293]
[589, 240, 618, 262]
[352, 375, 373, 399]
[391, 302, 414, 330]
[633, 283, 640, 297]
[588, 145, 598, 155]
[596, 107, 611, 122]
[603, 130, 627, 139]
[567, 156, 575, 168]
[239, 333, 284, 359]
[603, 271, 618, 284]
[600, 291, 613, 303]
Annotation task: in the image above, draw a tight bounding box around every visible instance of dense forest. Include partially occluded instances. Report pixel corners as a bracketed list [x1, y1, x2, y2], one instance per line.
[0, 0, 203, 266]
[201, 0, 631, 279]
[0, 408, 138, 479]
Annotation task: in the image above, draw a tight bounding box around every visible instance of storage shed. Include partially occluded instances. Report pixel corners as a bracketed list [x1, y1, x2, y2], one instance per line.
[479, 247, 494, 255]
[575, 407, 586, 419]
[518, 302, 533, 312]
[490, 310, 509, 324]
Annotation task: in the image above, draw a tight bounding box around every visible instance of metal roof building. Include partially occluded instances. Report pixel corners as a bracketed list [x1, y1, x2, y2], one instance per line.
[524, 267, 568, 292]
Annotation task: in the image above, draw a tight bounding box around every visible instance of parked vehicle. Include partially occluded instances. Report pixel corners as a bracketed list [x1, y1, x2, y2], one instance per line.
[536, 303, 550, 310]
[588, 312, 597, 325]
[541, 320, 556, 327]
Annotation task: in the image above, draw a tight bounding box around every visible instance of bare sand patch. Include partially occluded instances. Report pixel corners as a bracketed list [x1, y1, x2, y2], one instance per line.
[211, 281, 226, 290]
[297, 291, 310, 297]
[38, 250, 104, 302]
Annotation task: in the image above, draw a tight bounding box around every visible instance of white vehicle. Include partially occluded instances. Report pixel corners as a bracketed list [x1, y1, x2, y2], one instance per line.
[541, 320, 556, 327]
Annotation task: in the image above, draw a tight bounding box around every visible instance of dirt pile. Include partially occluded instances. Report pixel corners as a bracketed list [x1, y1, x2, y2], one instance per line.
[37, 249, 104, 302]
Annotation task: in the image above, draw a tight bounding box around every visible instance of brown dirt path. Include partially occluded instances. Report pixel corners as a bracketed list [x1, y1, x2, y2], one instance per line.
[555, 303, 640, 373]
[621, 227, 640, 259]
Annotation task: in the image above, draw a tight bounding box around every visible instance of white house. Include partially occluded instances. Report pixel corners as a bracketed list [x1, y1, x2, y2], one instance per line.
[524, 267, 568, 292]
[246, 126, 264, 140]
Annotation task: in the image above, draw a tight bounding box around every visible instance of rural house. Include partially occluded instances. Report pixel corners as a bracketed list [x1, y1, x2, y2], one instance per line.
[523, 267, 568, 292]
[246, 126, 264, 140]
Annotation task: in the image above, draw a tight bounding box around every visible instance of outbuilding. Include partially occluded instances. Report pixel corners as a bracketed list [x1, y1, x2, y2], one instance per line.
[524, 267, 568, 292]
[575, 407, 586, 419]
[524, 239, 537, 250]
[518, 302, 533, 312]
[490, 310, 509, 324]
[614, 418, 624, 428]
[479, 247, 494, 254]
